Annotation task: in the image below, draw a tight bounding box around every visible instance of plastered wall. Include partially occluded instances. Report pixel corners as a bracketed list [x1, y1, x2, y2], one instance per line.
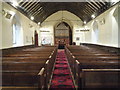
[0, 1, 2, 89]
[2, 3, 39, 49]
[39, 11, 83, 45]
[83, 3, 119, 47]
[1, 2, 119, 49]
[118, 4, 120, 47]
[0, 1, 2, 49]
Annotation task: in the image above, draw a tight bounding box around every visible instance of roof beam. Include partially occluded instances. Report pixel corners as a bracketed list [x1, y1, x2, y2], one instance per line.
[90, 0, 101, 9]
[87, 0, 99, 10]
[20, 1, 28, 7]
[94, 0, 103, 7]
[32, 7, 43, 16]
[87, 3, 96, 12]
[26, 2, 38, 12]
[28, 3, 40, 15]
[22, 0, 33, 9]
[85, 4, 95, 13]
[24, 2, 35, 11]
[18, 0, 24, 4]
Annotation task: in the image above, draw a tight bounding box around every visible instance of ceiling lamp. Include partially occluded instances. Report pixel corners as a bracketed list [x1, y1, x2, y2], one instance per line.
[91, 14, 95, 19]
[38, 22, 41, 25]
[30, 16, 34, 20]
[83, 21, 86, 24]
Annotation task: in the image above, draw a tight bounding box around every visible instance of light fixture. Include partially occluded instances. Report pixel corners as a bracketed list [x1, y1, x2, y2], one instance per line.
[5, 12, 12, 19]
[3, 10, 15, 19]
[38, 22, 41, 25]
[83, 21, 86, 24]
[30, 16, 34, 20]
[91, 14, 95, 19]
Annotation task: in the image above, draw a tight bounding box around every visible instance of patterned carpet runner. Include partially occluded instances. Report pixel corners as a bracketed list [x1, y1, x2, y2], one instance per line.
[50, 50, 75, 89]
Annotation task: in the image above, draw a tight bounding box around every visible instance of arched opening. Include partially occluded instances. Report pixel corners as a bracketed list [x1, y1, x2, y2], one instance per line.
[12, 14, 23, 47]
[34, 30, 38, 46]
[54, 22, 72, 49]
[92, 21, 99, 43]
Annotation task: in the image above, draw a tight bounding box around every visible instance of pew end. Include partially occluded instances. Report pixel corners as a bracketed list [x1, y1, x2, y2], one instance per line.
[79, 69, 120, 89]
[38, 68, 46, 89]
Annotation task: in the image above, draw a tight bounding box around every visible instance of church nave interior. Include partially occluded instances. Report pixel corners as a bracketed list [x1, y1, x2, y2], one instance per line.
[1, 0, 120, 90]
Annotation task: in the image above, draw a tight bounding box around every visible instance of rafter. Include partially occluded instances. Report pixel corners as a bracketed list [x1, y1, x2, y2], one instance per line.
[7, 2, 118, 24]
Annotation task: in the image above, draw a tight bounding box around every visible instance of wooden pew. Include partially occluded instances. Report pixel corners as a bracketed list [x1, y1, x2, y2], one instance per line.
[2, 46, 58, 89]
[81, 43, 120, 54]
[2, 59, 48, 88]
[78, 68, 120, 89]
[65, 45, 120, 89]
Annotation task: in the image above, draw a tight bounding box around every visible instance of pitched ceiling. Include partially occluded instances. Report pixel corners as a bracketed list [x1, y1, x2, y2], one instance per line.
[7, 0, 119, 24]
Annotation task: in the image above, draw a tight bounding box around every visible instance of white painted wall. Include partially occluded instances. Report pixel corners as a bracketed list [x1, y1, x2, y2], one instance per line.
[40, 5, 119, 47]
[83, 3, 119, 47]
[118, 4, 120, 47]
[2, 3, 39, 49]
[39, 11, 83, 45]
[0, 1, 2, 49]
[0, 1, 2, 89]
[1, 2, 119, 49]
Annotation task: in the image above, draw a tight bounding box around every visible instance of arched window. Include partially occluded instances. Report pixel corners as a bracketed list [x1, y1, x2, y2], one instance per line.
[12, 24, 17, 44]
[12, 14, 23, 47]
[92, 21, 99, 43]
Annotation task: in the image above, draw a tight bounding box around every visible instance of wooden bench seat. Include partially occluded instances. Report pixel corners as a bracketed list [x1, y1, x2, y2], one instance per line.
[3, 61, 46, 71]
[1, 86, 38, 90]
[78, 69, 120, 89]
[3, 52, 51, 56]
[2, 46, 58, 89]
[65, 45, 120, 89]
[71, 52, 120, 56]
[2, 70, 39, 86]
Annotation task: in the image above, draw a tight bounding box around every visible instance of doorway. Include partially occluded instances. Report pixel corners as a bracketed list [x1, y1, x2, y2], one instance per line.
[54, 22, 72, 49]
[34, 30, 38, 46]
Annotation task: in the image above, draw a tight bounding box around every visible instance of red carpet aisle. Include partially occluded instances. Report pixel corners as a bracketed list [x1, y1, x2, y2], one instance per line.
[50, 50, 75, 89]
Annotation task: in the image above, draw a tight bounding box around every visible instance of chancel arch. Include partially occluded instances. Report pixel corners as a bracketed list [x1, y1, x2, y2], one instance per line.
[54, 22, 72, 47]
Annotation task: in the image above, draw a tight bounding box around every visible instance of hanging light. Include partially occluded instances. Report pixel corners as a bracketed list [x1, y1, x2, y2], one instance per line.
[30, 16, 34, 20]
[91, 14, 95, 19]
[38, 22, 41, 25]
[83, 21, 86, 24]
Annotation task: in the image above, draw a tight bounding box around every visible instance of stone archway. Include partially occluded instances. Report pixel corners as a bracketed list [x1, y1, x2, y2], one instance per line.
[54, 22, 72, 49]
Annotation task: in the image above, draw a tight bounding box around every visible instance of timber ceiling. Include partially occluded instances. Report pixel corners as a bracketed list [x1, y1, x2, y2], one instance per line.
[6, 0, 119, 24]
